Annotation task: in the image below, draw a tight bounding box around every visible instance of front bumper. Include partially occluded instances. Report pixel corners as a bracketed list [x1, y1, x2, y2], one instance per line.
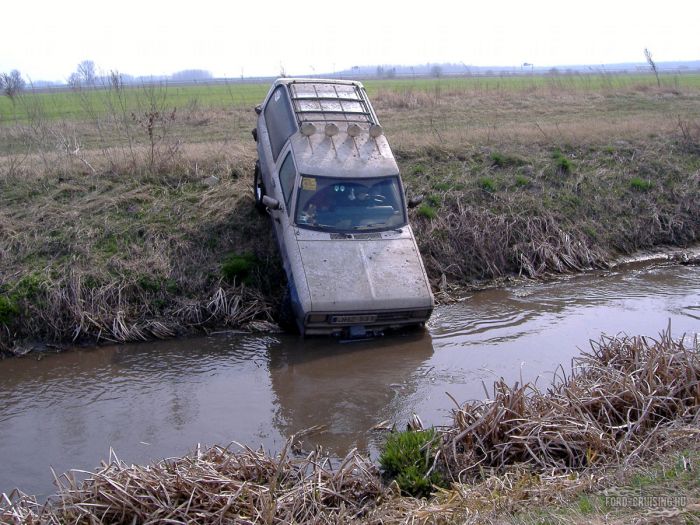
[303, 308, 432, 336]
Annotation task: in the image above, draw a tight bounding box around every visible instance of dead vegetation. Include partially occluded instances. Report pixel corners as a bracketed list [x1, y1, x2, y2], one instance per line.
[2, 328, 698, 523]
[1, 80, 700, 353]
[443, 328, 700, 478]
[0, 150, 281, 355]
[403, 138, 700, 283]
[414, 201, 608, 281]
[1, 437, 384, 524]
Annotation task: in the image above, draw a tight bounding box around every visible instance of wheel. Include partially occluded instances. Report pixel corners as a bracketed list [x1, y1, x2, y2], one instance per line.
[276, 285, 300, 334]
[253, 161, 266, 214]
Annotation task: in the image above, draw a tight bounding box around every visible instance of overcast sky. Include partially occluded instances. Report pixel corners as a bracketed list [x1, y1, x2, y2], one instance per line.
[3, 0, 699, 81]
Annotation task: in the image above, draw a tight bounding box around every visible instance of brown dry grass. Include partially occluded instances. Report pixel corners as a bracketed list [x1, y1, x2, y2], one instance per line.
[1, 80, 700, 352]
[443, 328, 700, 478]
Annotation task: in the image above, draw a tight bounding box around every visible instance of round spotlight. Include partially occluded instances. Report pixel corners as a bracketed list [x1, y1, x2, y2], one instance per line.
[369, 124, 384, 138]
[325, 123, 339, 137]
[300, 122, 316, 136]
[347, 123, 362, 137]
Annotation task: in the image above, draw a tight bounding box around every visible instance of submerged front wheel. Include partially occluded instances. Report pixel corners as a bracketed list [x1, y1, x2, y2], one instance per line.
[253, 161, 266, 214]
[277, 286, 300, 334]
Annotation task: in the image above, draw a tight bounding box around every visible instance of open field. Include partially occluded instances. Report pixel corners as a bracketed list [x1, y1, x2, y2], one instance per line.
[2, 72, 700, 122]
[1, 75, 700, 352]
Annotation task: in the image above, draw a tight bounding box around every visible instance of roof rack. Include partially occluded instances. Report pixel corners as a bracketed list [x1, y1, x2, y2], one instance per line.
[288, 81, 376, 126]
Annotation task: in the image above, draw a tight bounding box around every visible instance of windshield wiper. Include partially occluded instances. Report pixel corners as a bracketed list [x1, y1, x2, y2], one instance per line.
[352, 223, 385, 231]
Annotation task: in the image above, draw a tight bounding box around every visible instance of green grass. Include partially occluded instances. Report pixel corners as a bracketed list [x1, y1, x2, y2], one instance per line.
[221, 252, 259, 285]
[0, 82, 269, 122]
[379, 429, 443, 497]
[4, 72, 700, 123]
[630, 176, 653, 191]
[0, 295, 20, 325]
[515, 174, 530, 187]
[478, 176, 497, 191]
[363, 73, 700, 96]
[509, 448, 700, 524]
[552, 150, 573, 173]
[417, 203, 438, 219]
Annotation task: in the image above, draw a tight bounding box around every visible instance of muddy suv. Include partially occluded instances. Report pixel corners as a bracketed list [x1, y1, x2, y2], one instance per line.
[252, 78, 433, 336]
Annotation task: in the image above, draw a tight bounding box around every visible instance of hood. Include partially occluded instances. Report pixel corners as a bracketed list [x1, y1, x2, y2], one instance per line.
[297, 237, 433, 312]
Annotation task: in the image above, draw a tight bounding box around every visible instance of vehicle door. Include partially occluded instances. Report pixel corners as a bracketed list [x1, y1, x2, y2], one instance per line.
[269, 146, 298, 275]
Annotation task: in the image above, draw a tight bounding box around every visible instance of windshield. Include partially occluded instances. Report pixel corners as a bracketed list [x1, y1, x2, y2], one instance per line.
[294, 175, 406, 232]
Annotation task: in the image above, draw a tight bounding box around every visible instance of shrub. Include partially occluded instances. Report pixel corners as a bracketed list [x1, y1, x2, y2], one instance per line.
[379, 429, 443, 497]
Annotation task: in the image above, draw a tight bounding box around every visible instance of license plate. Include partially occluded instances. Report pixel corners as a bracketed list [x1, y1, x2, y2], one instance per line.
[330, 314, 377, 324]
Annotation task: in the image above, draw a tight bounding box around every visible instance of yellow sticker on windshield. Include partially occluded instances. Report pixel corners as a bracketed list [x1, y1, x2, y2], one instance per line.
[301, 177, 317, 191]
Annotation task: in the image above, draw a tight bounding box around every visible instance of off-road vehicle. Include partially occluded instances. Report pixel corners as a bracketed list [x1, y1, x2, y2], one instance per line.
[252, 78, 433, 336]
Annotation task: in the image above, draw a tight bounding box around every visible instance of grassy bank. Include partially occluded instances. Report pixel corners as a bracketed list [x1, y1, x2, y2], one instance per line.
[1, 76, 700, 353]
[2, 329, 698, 523]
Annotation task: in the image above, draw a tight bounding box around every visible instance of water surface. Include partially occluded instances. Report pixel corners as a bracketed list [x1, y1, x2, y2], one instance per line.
[1, 262, 698, 498]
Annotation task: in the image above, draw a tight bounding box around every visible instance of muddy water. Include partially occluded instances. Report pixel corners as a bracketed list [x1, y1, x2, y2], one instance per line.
[1, 262, 699, 498]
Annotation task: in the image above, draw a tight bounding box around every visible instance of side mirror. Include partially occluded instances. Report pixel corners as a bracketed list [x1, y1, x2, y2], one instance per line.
[262, 195, 281, 210]
[407, 195, 424, 208]
[251, 128, 258, 142]
[254, 105, 262, 115]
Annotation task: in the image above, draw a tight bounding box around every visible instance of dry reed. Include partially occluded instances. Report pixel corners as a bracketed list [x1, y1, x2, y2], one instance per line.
[443, 326, 700, 480]
[1, 435, 383, 524]
[415, 201, 609, 281]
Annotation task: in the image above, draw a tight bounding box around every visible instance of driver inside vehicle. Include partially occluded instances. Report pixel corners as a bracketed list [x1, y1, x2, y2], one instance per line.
[296, 175, 404, 231]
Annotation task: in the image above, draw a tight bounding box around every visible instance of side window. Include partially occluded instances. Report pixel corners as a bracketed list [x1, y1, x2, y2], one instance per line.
[279, 153, 296, 212]
[264, 86, 296, 161]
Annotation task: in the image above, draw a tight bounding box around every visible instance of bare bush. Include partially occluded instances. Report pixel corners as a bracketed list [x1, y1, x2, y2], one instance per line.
[0, 70, 25, 102]
[644, 48, 661, 88]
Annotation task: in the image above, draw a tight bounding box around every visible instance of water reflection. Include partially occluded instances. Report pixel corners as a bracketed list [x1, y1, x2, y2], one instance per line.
[267, 330, 433, 453]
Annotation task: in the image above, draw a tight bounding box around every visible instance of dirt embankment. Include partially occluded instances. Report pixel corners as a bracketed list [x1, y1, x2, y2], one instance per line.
[1, 83, 700, 354]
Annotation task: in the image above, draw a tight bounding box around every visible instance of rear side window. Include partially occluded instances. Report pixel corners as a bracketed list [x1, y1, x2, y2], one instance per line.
[264, 86, 296, 161]
[279, 153, 296, 211]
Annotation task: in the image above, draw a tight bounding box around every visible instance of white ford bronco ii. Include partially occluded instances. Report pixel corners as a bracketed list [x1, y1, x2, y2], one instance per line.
[252, 78, 434, 336]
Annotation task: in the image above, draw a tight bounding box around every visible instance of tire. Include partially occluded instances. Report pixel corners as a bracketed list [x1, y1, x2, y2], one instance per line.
[277, 286, 300, 334]
[253, 161, 266, 214]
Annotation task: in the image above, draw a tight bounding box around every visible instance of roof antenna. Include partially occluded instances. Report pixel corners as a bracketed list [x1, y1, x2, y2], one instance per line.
[301, 122, 316, 152]
[325, 123, 339, 153]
